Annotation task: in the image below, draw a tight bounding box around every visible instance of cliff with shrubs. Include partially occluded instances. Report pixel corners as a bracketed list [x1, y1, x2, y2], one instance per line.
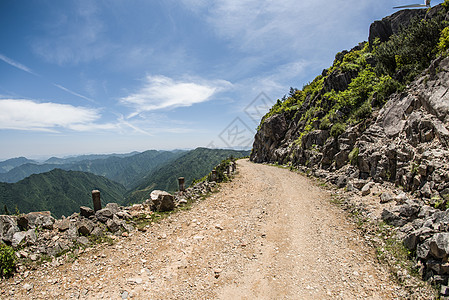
[251, 2, 449, 295]
[251, 3, 449, 194]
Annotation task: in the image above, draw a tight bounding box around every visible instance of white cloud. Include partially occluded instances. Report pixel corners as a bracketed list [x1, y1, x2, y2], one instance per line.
[120, 75, 231, 117]
[0, 99, 115, 132]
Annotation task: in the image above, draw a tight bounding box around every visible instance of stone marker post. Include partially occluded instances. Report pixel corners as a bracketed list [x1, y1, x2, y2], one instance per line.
[227, 165, 231, 176]
[211, 170, 217, 182]
[231, 162, 236, 172]
[178, 177, 185, 192]
[92, 190, 102, 212]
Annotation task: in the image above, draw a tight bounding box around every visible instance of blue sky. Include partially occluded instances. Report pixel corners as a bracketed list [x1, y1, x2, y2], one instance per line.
[0, 0, 443, 159]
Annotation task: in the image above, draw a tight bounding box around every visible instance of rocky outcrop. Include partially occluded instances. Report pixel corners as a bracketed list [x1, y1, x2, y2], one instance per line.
[251, 15, 449, 294]
[356, 56, 449, 198]
[253, 55, 449, 200]
[251, 114, 289, 163]
[368, 9, 426, 45]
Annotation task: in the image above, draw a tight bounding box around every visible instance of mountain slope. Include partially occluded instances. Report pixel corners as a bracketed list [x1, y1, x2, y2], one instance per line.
[44, 152, 139, 165]
[0, 150, 183, 188]
[126, 148, 250, 204]
[0, 157, 36, 173]
[64, 150, 183, 189]
[0, 169, 126, 218]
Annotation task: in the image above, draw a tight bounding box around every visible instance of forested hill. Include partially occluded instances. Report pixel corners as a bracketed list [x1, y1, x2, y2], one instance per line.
[0, 169, 126, 218]
[0, 148, 249, 217]
[125, 148, 250, 205]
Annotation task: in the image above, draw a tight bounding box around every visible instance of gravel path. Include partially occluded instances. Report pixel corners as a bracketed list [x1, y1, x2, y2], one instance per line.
[1, 159, 403, 299]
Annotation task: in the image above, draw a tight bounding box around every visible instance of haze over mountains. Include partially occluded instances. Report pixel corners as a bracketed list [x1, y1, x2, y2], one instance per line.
[0, 148, 249, 217]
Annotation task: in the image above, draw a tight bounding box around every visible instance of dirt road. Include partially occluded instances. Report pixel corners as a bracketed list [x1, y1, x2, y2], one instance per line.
[1, 160, 403, 299]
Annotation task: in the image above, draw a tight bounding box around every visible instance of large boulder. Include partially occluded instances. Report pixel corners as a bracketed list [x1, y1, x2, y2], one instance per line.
[95, 208, 114, 223]
[11, 229, 36, 248]
[76, 219, 95, 236]
[430, 233, 449, 259]
[0, 215, 20, 243]
[105, 203, 121, 214]
[150, 190, 176, 212]
[17, 211, 55, 230]
[80, 206, 95, 218]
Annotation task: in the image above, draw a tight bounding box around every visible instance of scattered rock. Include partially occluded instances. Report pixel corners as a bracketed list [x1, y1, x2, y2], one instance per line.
[80, 206, 95, 218]
[12, 229, 36, 248]
[106, 218, 121, 233]
[56, 218, 70, 232]
[121, 291, 129, 299]
[96, 208, 114, 223]
[361, 183, 373, 196]
[77, 219, 94, 236]
[380, 192, 394, 203]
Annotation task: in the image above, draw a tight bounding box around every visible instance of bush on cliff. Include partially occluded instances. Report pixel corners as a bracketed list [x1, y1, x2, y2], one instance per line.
[258, 5, 448, 140]
[0, 243, 16, 278]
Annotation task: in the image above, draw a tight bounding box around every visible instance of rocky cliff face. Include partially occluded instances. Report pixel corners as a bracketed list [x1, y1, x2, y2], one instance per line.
[251, 5, 449, 201]
[368, 9, 426, 45]
[252, 51, 449, 204]
[357, 56, 449, 196]
[251, 5, 449, 293]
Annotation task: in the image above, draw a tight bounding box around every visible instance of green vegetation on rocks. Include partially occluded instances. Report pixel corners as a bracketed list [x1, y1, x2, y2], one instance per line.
[258, 6, 448, 145]
[0, 243, 16, 278]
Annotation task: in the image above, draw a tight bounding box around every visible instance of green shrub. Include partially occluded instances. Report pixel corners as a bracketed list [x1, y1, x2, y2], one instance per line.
[438, 27, 449, 55]
[330, 123, 346, 137]
[352, 101, 372, 122]
[0, 243, 16, 278]
[319, 116, 331, 130]
[443, 0, 449, 8]
[375, 17, 446, 83]
[348, 147, 359, 165]
[373, 75, 403, 106]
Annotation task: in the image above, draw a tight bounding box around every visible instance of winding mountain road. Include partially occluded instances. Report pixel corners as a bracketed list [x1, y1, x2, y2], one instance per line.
[2, 159, 403, 299]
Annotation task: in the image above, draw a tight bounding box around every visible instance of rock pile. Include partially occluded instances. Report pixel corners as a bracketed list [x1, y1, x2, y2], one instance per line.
[0, 178, 220, 270]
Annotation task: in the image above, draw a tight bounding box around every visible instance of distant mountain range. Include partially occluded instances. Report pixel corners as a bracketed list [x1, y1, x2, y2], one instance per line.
[0, 169, 126, 218]
[0, 157, 37, 173]
[0, 148, 250, 217]
[0, 150, 183, 188]
[125, 148, 250, 205]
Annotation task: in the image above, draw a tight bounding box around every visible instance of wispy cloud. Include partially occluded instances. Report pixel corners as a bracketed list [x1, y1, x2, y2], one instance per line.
[52, 83, 97, 104]
[0, 53, 36, 75]
[0, 99, 114, 132]
[120, 75, 232, 118]
[0, 53, 97, 104]
[181, 0, 375, 59]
